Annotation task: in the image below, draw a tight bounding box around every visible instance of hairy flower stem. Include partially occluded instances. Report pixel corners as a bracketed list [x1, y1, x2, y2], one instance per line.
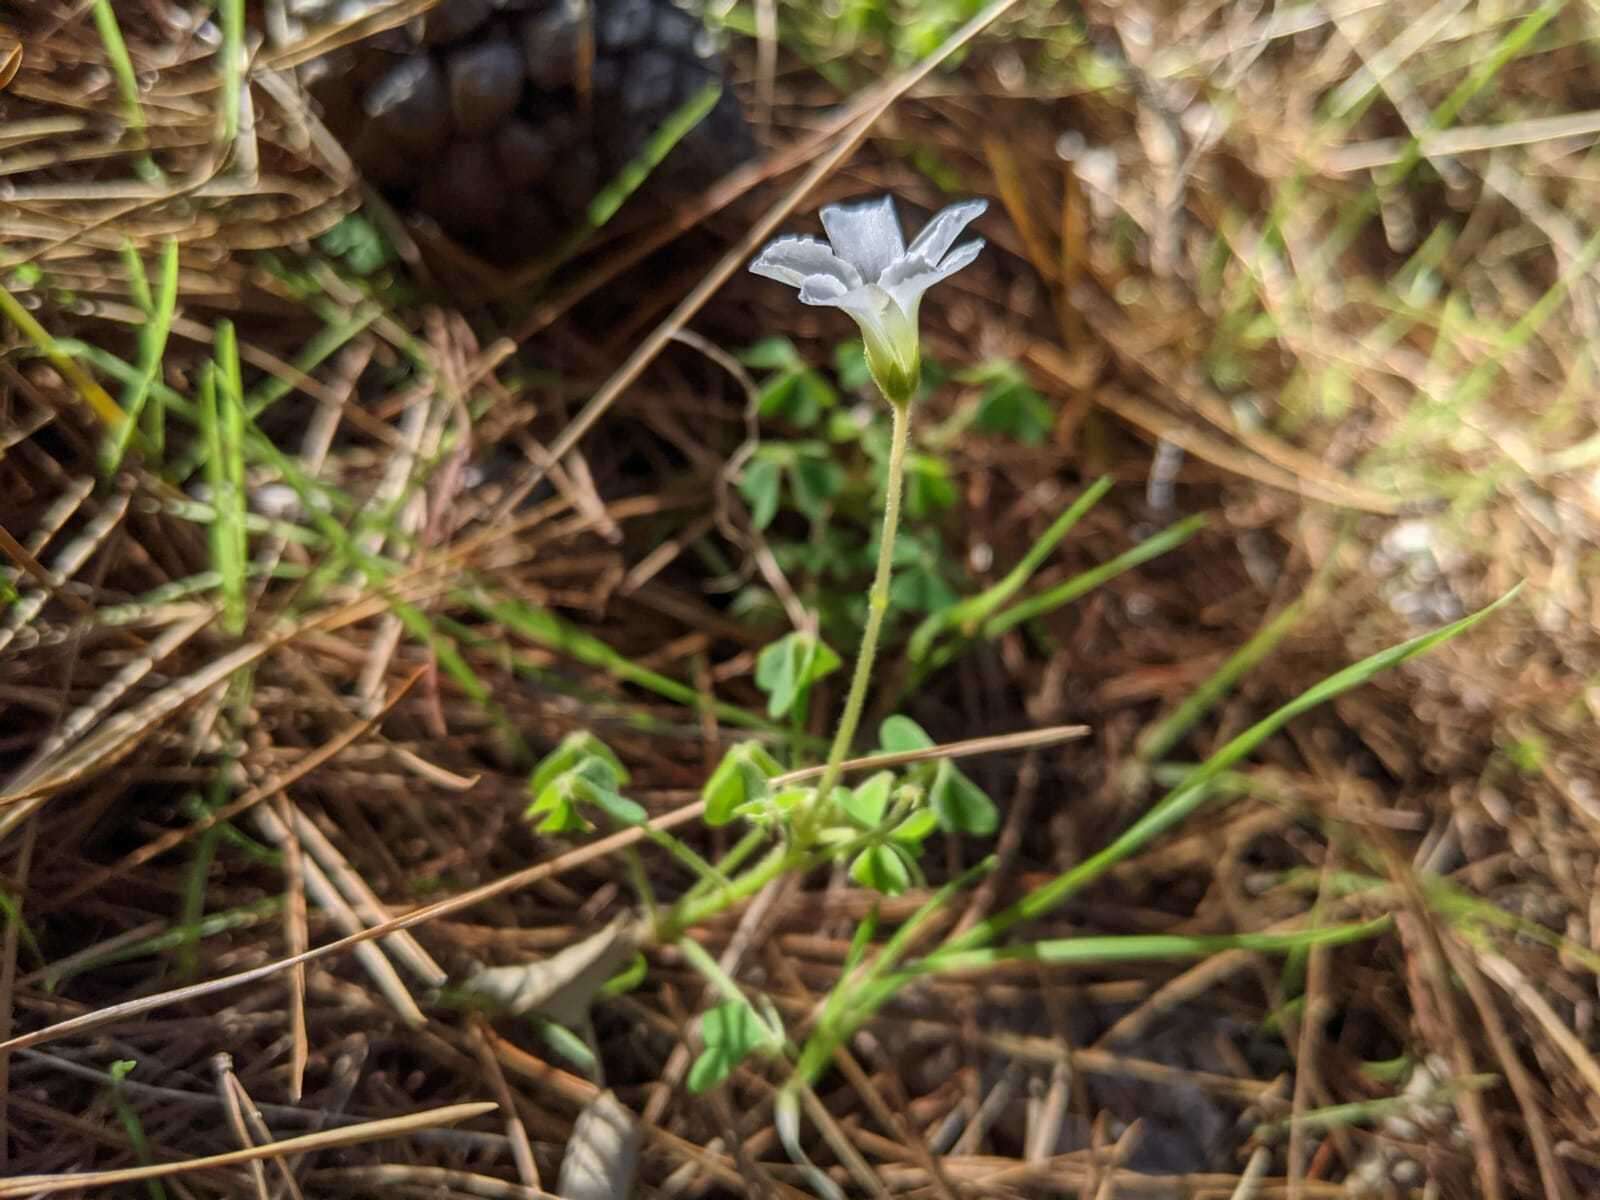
[798, 395, 911, 842]
[657, 397, 910, 941]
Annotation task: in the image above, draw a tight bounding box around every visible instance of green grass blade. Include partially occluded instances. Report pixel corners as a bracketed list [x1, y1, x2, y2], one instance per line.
[908, 475, 1112, 662]
[922, 915, 1393, 975]
[1137, 585, 1317, 764]
[91, 0, 161, 183]
[586, 81, 723, 230]
[983, 513, 1208, 638]
[119, 240, 152, 315]
[470, 591, 785, 735]
[1259, 1073, 1497, 1136]
[45, 897, 281, 992]
[105, 240, 179, 474]
[217, 0, 244, 146]
[208, 322, 249, 634]
[933, 585, 1522, 958]
[0, 283, 128, 430]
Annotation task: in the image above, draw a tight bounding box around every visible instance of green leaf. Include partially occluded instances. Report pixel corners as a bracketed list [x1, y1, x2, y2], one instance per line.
[891, 564, 958, 614]
[975, 378, 1054, 445]
[530, 732, 628, 800]
[789, 455, 845, 520]
[733, 786, 811, 822]
[527, 775, 591, 834]
[755, 631, 842, 720]
[318, 213, 395, 276]
[740, 336, 801, 372]
[739, 458, 782, 530]
[580, 779, 648, 828]
[904, 453, 956, 518]
[703, 742, 783, 826]
[598, 951, 648, 998]
[757, 371, 803, 421]
[850, 844, 912, 895]
[930, 759, 999, 835]
[688, 999, 776, 1093]
[890, 808, 939, 845]
[839, 771, 893, 829]
[834, 339, 871, 391]
[879, 715, 935, 754]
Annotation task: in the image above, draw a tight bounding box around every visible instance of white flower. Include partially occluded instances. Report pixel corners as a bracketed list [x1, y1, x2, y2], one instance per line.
[749, 195, 987, 403]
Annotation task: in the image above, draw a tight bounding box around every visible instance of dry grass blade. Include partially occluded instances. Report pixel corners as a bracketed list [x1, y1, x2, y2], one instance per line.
[0, 1101, 498, 1196]
[556, 1090, 642, 1200]
[0, 799, 709, 1054]
[42, 665, 426, 911]
[771, 723, 1090, 787]
[462, 917, 643, 1027]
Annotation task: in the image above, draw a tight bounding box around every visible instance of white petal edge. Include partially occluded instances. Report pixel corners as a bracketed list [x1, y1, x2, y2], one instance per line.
[905, 198, 988, 266]
[819, 196, 905, 283]
[750, 236, 862, 290]
[796, 274, 849, 305]
[879, 238, 984, 317]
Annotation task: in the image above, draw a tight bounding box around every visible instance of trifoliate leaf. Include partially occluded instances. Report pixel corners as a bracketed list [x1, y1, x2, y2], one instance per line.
[529, 732, 628, 802]
[849, 844, 912, 896]
[703, 742, 783, 826]
[975, 377, 1054, 445]
[890, 807, 939, 845]
[688, 999, 778, 1094]
[740, 335, 802, 371]
[904, 453, 956, 518]
[755, 631, 842, 720]
[757, 371, 803, 421]
[789, 455, 845, 520]
[739, 458, 782, 530]
[839, 771, 893, 829]
[580, 780, 647, 828]
[527, 773, 591, 834]
[930, 758, 999, 835]
[879, 715, 935, 754]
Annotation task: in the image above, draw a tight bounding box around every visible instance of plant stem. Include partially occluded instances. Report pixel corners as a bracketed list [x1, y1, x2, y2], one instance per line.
[800, 397, 912, 839]
[654, 843, 794, 942]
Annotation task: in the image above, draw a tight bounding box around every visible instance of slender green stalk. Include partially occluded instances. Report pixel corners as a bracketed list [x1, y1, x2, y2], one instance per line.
[800, 397, 912, 837]
[656, 844, 795, 941]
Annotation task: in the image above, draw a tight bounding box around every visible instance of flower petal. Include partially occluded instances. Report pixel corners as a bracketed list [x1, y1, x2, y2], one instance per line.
[820, 195, 905, 283]
[879, 237, 983, 318]
[750, 235, 862, 291]
[905, 198, 988, 266]
[933, 236, 985, 277]
[797, 274, 850, 306]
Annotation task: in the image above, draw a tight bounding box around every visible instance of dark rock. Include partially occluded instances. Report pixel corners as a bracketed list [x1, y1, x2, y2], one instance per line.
[594, 0, 654, 51]
[447, 41, 526, 136]
[494, 118, 555, 189]
[520, 2, 579, 91]
[423, 0, 493, 44]
[416, 140, 508, 236]
[363, 56, 453, 155]
[350, 123, 421, 188]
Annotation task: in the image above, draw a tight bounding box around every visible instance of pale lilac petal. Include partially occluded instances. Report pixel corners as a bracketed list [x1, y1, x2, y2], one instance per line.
[905, 198, 987, 266]
[750, 235, 862, 290]
[879, 238, 983, 317]
[797, 274, 849, 305]
[933, 237, 984, 277]
[801, 277, 886, 329]
[820, 195, 905, 282]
